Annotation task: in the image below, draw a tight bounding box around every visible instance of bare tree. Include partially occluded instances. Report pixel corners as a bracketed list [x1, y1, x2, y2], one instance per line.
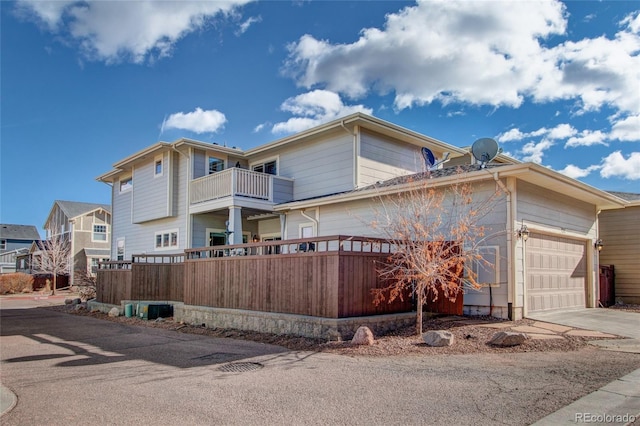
[370, 170, 506, 335]
[33, 232, 72, 295]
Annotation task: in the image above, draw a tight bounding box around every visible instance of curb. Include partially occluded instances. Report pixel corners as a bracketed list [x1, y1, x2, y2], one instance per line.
[532, 368, 640, 425]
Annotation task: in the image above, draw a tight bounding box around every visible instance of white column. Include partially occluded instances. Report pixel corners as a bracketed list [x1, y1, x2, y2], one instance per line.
[228, 206, 243, 244]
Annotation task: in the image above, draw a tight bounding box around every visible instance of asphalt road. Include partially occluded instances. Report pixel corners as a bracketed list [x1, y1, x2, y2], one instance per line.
[1, 298, 639, 425]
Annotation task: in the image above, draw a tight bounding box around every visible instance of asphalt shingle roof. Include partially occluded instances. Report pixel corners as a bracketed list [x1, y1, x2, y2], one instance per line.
[0, 224, 41, 241]
[54, 201, 111, 219]
[607, 191, 640, 202]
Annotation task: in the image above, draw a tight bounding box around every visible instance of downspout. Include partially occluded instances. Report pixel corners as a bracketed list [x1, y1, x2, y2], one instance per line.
[173, 145, 191, 249]
[492, 171, 512, 319]
[300, 208, 319, 236]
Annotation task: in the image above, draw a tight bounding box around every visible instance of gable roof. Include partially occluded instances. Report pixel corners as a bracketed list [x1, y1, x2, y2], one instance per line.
[44, 201, 111, 230]
[0, 224, 41, 241]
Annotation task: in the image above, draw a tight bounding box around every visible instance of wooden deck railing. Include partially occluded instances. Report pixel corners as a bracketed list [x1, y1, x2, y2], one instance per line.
[184, 235, 395, 259]
[190, 168, 272, 204]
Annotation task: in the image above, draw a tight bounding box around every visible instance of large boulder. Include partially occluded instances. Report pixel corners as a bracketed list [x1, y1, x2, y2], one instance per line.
[108, 307, 120, 317]
[489, 331, 528, 347]
[423, 330, 454, 347]
[351, 326, 375, 345]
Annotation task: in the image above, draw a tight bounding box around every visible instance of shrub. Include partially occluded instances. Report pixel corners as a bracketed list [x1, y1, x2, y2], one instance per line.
[0, 273, 34, 294]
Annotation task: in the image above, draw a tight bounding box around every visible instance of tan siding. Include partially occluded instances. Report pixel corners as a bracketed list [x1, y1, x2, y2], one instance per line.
[599, 206, 640, 302]
[359, 131, 425, 185]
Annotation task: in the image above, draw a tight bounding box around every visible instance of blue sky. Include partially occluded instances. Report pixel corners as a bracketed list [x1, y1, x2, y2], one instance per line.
[1, 0, 639, 237]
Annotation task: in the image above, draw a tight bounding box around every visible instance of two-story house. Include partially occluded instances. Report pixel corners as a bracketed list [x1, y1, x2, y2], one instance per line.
[0, 224, 41, 273]
[42, 200, 112, 285]
[98, 113, 627, 320]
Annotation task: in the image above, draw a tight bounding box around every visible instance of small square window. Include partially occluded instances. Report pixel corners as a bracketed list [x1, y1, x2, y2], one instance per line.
[120, 176, 133, 192]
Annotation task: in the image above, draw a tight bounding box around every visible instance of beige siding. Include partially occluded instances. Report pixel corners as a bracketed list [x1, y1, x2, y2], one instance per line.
[359, 131, 426, 186]
[258, 129, 354, 201]
[599, 206, 640, 303]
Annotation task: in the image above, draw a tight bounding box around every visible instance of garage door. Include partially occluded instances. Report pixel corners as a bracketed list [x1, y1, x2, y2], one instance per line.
[526, 233, 587, 313]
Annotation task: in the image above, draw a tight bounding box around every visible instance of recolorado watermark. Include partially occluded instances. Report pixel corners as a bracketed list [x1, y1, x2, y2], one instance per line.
[575, 413, 637, 423]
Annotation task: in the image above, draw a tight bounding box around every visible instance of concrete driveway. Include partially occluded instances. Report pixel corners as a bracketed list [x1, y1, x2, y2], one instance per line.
[527, 308, 640, 339]
[2, 298, 640, 425]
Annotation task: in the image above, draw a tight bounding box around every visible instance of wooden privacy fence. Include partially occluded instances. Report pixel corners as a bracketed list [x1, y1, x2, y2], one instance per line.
[97, 254, 184, 305]
[97, 236, 464, 317]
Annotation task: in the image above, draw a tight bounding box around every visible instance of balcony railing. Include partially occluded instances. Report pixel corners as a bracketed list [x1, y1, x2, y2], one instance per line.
[190, 168, 275, 205]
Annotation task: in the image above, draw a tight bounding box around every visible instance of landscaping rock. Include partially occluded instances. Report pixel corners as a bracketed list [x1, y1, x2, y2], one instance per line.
[351, 326, 375, 345]
[74, 304, 87, 312]
[423, 330, 454, 347]
[65, 299, 73, 305]
[72, 298, 82, 305]
[489, 331, 528, 347]
[108, 307, 120, 317]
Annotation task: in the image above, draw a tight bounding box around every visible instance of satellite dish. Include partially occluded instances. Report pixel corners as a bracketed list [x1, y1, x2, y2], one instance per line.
[471, 138, 501, 168]
[421, 147, 436, 168]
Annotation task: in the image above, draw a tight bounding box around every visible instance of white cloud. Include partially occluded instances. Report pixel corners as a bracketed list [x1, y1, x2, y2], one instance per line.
[284, 1, 640, 118]
[271, 90, 373, 134]
[236, 16, 262, 36]
[609, 114, 640, 142]
[16, 0, 251, 63]
[520, 139, 554, 164]
[600, 151, 640, 180]
[557, 164, 599, 179]
[565, 130, 607, 148]
[497, 123, 577, 143]
[163, 108, 227, 134]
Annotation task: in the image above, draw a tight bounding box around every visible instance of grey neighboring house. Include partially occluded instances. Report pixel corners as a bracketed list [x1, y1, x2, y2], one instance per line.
[43, 200, 112, 286]
[0, 224, 41, 273]
[598, 192, 640, 304]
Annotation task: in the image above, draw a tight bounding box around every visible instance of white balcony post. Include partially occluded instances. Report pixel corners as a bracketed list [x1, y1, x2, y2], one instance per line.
[228, 206, 243, 245]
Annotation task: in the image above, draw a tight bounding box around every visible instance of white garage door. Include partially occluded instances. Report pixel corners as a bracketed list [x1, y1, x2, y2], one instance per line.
[526, 233, 587, 313]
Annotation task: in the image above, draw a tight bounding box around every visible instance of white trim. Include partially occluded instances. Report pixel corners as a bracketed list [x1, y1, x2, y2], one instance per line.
[116, 237, 125, 261]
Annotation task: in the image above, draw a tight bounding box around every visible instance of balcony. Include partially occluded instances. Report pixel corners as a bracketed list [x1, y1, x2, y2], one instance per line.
[190, 168, 293, 209]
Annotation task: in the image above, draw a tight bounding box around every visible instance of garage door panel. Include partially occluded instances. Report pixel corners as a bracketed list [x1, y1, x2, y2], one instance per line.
[527, 233, 587, 313]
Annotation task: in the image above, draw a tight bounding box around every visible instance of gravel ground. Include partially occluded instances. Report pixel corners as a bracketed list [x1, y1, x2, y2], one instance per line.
[51, 304, 629, 357]
[608, 303, 640, 313]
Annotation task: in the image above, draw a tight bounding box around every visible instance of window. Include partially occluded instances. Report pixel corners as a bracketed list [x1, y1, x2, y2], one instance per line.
[209, 157, 224, 174]
[471, 246, 500, 287]
[155, 230, 179, 250]
[0, 239, 5, 250]
[252, 159, 277, 175]
[154, 157, 163, 176]
[120, 176, 132, 192]
[93, 224, 107, 241]
[116, 238, 125, 261]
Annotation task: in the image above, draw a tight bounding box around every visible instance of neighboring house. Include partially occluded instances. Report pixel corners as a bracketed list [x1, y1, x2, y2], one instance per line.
[0, 224, 40, 273]
[43, 200, 112, 285]
[598, 192, 640, 304]
[97, 113, 627, 320]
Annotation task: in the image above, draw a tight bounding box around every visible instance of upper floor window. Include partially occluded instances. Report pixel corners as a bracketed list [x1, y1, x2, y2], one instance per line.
[209, 157, 224, 174]
[93, 224, 108, 242]
[154, 157, 163, 177]
[0, 239, 6, 250]
[120, 176, 132, 192]
[252, 160, 277, 175]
